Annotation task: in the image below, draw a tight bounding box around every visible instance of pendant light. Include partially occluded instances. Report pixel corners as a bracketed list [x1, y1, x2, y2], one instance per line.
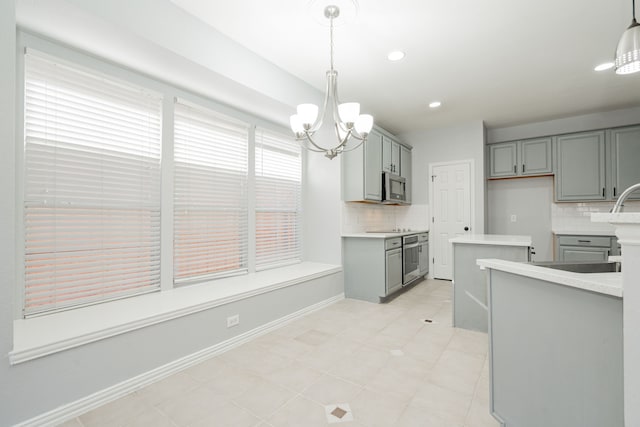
[615, 0, 640, 74]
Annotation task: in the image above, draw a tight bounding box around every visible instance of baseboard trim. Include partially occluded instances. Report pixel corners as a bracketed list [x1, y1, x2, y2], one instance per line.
[14, 292, 345, 427]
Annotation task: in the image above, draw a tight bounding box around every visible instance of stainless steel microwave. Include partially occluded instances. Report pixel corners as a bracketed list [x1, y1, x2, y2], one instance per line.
[382, 172, 407, 204]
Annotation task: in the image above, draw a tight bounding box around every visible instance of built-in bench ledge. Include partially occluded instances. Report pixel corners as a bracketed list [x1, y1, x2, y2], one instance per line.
[11, 262, 342, 365]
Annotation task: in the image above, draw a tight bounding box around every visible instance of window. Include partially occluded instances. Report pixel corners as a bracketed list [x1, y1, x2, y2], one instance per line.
[20, 43, 305, 318]
[23, 50, 162, 316]
[255, 128, 302, 270]
[173, 100, 249, 284]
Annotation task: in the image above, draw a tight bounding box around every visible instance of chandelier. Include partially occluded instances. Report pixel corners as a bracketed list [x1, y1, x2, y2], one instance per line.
[289, 4, 374, 159]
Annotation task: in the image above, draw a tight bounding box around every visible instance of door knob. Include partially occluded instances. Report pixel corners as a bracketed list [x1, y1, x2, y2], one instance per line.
[464, 226, 469, 231]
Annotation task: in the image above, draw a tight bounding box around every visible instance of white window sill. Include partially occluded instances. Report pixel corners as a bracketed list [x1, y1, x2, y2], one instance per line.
[11, 262, 342, 365]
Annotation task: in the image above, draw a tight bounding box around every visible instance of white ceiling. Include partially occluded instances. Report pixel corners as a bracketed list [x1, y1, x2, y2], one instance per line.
[171, 0, 638, 134]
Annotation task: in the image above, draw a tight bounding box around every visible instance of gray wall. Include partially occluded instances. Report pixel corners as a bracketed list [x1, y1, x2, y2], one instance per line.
[487, 176, 554, 261]
[487, 106, 640, 143]
[0, 0, 17, 423]
[400, 120, 487, 234]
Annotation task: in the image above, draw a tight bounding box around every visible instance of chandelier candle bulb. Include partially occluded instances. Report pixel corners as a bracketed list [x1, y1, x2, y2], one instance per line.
[297, 104, 319, 127]
[290, 115, 304, 135]
[338, 102, 360, 126]
[355, 114, 373, 136]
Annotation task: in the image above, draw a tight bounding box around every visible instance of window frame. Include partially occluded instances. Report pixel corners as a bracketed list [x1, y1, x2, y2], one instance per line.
[15, 32, 305, 320]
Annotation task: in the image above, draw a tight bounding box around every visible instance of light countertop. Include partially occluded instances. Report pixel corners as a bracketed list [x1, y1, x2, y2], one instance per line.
[449, 234, 532, 247]
[342, 230, 429, 239]
[476, 258, 622, 298]
[592, 212, 640, 224]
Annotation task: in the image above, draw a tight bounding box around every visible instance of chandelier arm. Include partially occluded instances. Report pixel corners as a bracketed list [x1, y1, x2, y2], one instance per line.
[302, 131, 335, 154]
[296, 138, 328, 153]
[330, 71, 345, 127]
[339, 138, 366, 153]
[307, 72, 332, 133]
[333, 122, 353, 150]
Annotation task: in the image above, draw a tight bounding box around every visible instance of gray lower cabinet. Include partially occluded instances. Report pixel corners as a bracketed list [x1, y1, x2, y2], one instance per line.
[341, 129, 382, 202]
[418, 233, 429, 276]
[486, 269, 623, 427]
[385, 246, 403, 295]
[452, 243, 529, 332]
[555, 130, 606, 201]
[555, 235, 618, 261]
[610, 124, 640, 200]
[343, 236, 403, 303]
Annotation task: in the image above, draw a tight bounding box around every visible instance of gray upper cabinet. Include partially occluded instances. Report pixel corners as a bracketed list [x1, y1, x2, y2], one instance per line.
[400, 144, 412, 204]
[341, 129, 383, 202]
[382, 136, 400, 174]
[489, 142, 517, 178]
[488, 137, 552, 179]
[555, 131, 606, 201]
[609, 125, 640, 200]
[521, 138, 553, 176]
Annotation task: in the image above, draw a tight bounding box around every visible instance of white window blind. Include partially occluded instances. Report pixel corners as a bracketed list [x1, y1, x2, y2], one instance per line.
[255, 128, 302, 270]
[173, 100, 249, 285]
[23, 50, 162, 317]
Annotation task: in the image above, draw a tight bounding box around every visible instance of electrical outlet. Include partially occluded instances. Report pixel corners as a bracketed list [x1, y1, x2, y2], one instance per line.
[227, 314, 240, 328]
[510, 214, 517, 222]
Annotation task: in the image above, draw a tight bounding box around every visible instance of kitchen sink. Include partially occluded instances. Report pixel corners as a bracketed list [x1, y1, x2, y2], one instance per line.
[531, 261, 621, 273]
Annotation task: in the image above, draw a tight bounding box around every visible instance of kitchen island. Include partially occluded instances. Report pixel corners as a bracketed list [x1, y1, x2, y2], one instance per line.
[477, 258, 623, 427]
[449, 234, 531, 332]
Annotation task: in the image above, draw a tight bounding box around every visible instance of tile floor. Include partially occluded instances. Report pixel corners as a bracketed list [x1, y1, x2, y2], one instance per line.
[59, 279, 500, 427]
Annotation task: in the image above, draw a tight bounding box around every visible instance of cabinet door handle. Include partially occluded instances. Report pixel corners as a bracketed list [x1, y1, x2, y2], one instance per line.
[614, 187, 617, 197]
[522, 164, 525, 173]
[577, 240, 591, 243]
[513, 165, 517, 174]
[602, 188, 605, 197]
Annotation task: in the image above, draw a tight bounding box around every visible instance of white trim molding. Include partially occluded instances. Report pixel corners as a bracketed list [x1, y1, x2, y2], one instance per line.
[13, 291, 344, 427]
[11, 263, 342, 364]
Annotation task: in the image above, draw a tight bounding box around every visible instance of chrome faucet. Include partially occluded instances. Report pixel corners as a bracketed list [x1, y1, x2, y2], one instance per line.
[611, 182, 640, 213]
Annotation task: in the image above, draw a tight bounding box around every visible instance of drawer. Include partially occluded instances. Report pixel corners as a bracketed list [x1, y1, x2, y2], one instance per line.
[385, 237, 402, 250]
[557, 235, 612, 247]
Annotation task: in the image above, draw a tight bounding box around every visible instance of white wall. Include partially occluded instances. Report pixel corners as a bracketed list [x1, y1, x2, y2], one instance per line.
[400, 120, 487, 234]
[2, 1, 345, 425]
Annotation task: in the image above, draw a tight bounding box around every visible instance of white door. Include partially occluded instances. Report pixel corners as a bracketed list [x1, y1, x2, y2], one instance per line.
[430, 161, 472, 280]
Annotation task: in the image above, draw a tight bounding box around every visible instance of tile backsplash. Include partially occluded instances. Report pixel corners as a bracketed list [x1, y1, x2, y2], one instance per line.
[341, 202, 429, 233]
[552, 200, 640, 233]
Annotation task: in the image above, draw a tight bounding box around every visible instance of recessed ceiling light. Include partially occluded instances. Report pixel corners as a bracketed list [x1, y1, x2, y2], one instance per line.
[429, 101, 442, 108]
[594, 62, 615, 71]
[387, 51, 405, 61]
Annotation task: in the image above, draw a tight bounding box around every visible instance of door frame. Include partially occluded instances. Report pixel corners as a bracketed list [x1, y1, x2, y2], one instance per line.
[428, 159, 475, 279]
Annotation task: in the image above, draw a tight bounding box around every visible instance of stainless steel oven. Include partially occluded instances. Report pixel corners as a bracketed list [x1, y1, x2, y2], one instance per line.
[403, 234, 420, 285]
